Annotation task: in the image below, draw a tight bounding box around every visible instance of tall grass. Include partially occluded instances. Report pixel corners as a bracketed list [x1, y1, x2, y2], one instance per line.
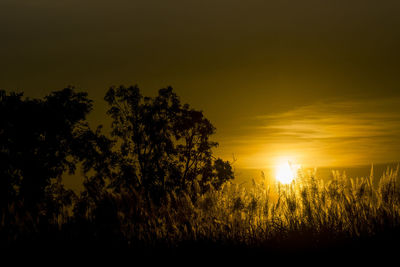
[2, 166, 400, 251]
[80, 166, 400, 249]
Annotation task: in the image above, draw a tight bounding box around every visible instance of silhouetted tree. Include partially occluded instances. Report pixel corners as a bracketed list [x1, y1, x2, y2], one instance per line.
[0, 88, 93, 217]
[104, 85, 234, 199]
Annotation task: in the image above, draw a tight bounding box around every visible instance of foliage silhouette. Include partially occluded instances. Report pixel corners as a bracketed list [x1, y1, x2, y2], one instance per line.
[104, 85, 234, 199]
[0, 88, 93, 215]
[0, 85, 235, 248]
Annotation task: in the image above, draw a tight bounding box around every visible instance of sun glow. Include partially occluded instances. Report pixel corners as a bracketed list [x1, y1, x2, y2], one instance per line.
[275, 161, 301, 184]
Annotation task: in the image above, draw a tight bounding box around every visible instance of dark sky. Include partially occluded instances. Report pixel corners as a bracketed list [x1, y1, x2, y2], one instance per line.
[2, 0, 400, 170]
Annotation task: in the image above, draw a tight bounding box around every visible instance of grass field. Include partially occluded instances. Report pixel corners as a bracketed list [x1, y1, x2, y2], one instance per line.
[3, 166, 400, 260]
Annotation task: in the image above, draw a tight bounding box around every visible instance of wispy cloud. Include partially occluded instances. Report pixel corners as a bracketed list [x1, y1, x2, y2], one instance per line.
[218, 97, 400, 168]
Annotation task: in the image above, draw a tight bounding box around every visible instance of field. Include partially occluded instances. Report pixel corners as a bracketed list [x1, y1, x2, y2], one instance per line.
[3, 166, 400, 261]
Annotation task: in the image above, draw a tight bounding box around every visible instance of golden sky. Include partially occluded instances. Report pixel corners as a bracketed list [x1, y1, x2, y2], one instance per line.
[223, 98, 400, 168]
[2, 0, 400, 169]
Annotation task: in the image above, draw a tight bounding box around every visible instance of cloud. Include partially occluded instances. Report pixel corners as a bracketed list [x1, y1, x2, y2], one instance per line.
[219, 97, 400, 168]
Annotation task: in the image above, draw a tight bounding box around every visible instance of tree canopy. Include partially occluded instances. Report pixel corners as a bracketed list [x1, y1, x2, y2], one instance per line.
[0, 88, 93, 214]
[0, 86, 234, 214]
[105, 85, 234, 198]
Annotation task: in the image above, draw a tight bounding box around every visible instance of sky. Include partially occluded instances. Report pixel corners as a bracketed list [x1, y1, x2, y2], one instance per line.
[2, 0, 400, 171]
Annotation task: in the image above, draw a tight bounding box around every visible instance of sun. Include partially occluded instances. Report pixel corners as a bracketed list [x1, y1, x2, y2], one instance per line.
[275, 161, 301, 184]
